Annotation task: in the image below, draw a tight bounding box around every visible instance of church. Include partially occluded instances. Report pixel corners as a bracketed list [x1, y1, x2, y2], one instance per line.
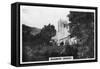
[51, 19, 70, 46]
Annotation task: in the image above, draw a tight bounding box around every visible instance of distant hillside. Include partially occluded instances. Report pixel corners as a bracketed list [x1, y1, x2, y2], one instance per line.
[31, 27, 41, 36]
[22, 24, 41, 36]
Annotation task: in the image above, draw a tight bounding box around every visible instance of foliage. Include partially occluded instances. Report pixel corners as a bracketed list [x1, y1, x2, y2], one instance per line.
[22, 24, 57, 61]
[68, 11, 94, 58]
[32, 24, 56, 45]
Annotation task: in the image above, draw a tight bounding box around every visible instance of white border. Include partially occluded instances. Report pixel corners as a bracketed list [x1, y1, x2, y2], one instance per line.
[20, 5, 96, 64]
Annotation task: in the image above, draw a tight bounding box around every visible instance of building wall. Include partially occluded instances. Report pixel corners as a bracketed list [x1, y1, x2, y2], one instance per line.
[51, 19, 70, 46]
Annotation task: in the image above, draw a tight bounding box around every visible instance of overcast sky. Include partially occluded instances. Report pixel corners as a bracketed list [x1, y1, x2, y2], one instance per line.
[20, 5, 95, 30]
[20, 6, 70, 30]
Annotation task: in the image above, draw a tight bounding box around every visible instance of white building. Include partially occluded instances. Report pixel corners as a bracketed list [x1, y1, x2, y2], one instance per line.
[51, 19, 70, 46]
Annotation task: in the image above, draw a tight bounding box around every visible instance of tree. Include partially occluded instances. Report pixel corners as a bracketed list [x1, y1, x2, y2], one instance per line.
[33, 24, 56, 45]
[41, 24, 56, 44]
[68, 11, 94, 58]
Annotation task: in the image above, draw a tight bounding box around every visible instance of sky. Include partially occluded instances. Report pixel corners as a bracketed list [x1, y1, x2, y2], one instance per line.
[20, 5, 95, 30]
[20, 6, 70, 30]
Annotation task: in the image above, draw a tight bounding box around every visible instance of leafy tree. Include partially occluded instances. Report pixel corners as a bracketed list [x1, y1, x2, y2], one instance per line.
[41, 24, 56, 41]
[33, 24, 56, 45]
[68, 11, 94, 58]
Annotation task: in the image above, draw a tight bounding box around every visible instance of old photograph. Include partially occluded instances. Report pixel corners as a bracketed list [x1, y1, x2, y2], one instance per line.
[20, 5, 96, 64]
